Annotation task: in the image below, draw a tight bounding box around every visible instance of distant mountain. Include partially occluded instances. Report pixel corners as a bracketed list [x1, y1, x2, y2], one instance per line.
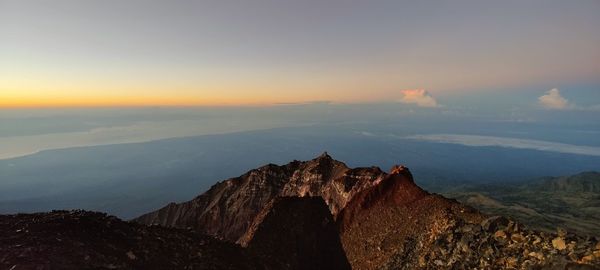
[444, 171, 600, 236]
[525, 171, 600, 193]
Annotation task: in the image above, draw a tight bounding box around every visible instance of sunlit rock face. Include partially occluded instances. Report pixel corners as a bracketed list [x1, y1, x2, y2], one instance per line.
[134, 152, 387, 242]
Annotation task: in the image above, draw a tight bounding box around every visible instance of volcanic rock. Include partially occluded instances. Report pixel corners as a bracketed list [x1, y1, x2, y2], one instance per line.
[135, 153, 386, 242]
[240, 196, 350, 270]
[336, 165, 486, 269]
[0, 210, 262, 270]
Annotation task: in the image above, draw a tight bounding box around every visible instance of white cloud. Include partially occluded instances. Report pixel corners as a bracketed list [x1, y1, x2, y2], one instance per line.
[399, 89, 439, 107]
[538, 88, 570, 110]
[405, 134, 600, 157]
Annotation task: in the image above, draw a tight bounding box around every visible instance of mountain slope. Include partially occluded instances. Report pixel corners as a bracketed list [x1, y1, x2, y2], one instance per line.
[4, 157, 600, 269]
[0, 210, 263, 270]
[444, 171, 600, 236]
[336, 165, 486, 269]
[134, 153, 386, 242]
[335, 166, 600, 269]
[241, 196, 351, 270]
[1, 199, 352, 270]
[525, 171, 600, 193]
[135, 155, 600, 269]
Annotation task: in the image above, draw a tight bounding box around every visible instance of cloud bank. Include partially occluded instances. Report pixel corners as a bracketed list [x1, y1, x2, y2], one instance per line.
[0, 119, 288, 160]
[405, 134, 600, 157]
[538, 88, 570, 110]
[399, 89, 439, 107]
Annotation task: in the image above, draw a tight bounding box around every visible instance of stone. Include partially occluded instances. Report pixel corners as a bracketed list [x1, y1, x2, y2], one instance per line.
[557, 228, 567, 238]
[532, 235, 542, 245]
[511, 233, 526, 243]
[528, 252, 543, 260]
[481, 216, 509, 232]
[567, 241, 577, 251]
[126, 251, 136, 260]
[581, 254, 595, 263]
[507, 221, 519, 232]
[494, 230, 507, 240]
[506, 257, 518, 268]
[553, 237, 567, 250]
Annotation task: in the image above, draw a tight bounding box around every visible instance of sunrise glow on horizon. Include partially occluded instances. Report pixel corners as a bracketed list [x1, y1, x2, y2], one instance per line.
[1, 1, 599, 107]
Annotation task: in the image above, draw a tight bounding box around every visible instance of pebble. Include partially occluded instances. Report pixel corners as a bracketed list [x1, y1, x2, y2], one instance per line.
[552, 237, 567, 250]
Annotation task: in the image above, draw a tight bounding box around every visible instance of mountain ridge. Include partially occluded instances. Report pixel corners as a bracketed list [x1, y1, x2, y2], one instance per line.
[3, 155, 600, 269]
[134, 154, 600, 269]
[134, 152, 387, 242]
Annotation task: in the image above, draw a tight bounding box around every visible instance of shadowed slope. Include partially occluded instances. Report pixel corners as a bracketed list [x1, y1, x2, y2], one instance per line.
[241, 196, 351, 270]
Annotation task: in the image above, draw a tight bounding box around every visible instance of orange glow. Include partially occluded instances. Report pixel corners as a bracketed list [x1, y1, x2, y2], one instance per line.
[0, 76, 383, 107]
[0, 86, 336, 108]
[0, 73, 345, 107]
[0, 95, 290, 108]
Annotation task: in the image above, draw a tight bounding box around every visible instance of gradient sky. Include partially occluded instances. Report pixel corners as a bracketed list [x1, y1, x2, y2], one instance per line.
[1, 0, 599, 106]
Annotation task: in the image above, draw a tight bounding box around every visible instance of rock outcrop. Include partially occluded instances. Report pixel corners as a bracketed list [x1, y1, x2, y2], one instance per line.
[392, 216, 600, 269]
[335, 165, 600, 269]
[134, 153, 386, 242]
[336, 165, 487, 269]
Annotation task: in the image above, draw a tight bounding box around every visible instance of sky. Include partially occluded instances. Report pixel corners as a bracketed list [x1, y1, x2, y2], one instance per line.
[1, 0, 599, 107]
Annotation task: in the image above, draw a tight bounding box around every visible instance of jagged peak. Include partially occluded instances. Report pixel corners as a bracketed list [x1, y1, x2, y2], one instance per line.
[336, 165, 428, 232]
[251, 152, 335, 173]
[389, 164, 414, 181]
[314, 151, 333, 161]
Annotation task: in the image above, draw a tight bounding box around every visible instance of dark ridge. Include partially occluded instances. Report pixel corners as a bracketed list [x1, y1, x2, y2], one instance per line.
[241, 196, 351, 270]
[0, 210, 263, 270]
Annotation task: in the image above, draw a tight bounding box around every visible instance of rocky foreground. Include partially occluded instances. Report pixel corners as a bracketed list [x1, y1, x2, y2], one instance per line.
[0, 210, 262, 270]
[383, 216, 600, 269]
[2, 154, 600, 269]
[0, 198, 351, 270]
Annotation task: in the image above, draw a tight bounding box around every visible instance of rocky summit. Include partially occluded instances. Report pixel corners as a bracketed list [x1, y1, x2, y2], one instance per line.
[134, 152, 386, 243]
[2, 154, 600, 269]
